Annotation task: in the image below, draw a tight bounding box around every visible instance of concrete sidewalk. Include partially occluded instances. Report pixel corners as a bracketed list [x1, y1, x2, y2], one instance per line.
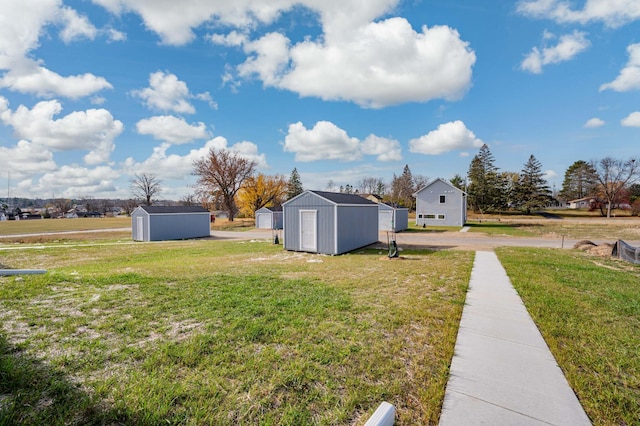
[439, 251, 591, 425]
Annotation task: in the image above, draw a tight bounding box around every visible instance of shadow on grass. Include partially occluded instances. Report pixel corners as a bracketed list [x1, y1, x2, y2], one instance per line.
[0, 334, 147, 425]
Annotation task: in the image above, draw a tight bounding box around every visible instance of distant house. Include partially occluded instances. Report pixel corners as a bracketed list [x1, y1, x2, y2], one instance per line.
[131, 205, 211, 241]
[414, 178, 467, 227]
[378, 203, 409, 232]
[359, 193, 384, 203]
[283, 190, 379, 255]
[567, 197, 596, 209]
[255, 206, 283, 229]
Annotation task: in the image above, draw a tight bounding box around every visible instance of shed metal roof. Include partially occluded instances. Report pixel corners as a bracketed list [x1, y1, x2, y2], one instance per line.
[309, 190, 377, 205]
[138, 205, 209, 214]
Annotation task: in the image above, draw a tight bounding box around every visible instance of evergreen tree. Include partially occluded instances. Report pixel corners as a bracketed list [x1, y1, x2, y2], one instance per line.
[558, 160, 597, 202]
[450, 174, 465, 191]
[287, 167, 304, 199]
[513, 155, 552, 214]
[466, 144, 506, 212]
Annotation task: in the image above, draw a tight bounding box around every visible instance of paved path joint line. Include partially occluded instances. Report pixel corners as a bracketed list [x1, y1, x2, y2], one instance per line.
[438, 251, 591, 426]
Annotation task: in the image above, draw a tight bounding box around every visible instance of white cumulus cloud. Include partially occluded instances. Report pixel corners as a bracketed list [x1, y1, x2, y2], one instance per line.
[284, 121, 361, 162]
[621, 111, 640, 127]
[32, 165, 120, 197]
[136, 115, 209, 144]
[516, 0, 640, 27]
[0, 59, 112, 99]
[231, 18, 476, 108]
[0, 140, 57, 179]
[600, 43, 640, 92]
[0, 0, 112, 98]
[132, 71, 197, 114]
[584, 117, 605, 128]
[0, 97, 123, 165]
[361, 135, 402, 162]
[58, 6, 98, 42]
[409, 120, 483, 155]
[122, 137, 268, 180]
[521, 30, 590, 74]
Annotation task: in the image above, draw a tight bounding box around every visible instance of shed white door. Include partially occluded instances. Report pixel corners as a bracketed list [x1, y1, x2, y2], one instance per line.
[300, 210, 317, 252]
[136, 216, 144, 241]
[256, 213, 270, 229]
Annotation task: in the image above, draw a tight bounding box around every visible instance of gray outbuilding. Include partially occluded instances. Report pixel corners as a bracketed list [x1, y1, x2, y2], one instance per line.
[378, 203, 409, 232]
[131, 205, 211, 242]
[255, 206, 283, 229]
[283, 190, 379, 255]
[414, 178, 467, 227]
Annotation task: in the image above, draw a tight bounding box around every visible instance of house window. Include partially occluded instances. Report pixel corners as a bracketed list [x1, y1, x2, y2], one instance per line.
[438, 214, 445, 220]
[426, 214, 436, 219]
[418, 214, 423, 218]
[439, 195, 446, 204]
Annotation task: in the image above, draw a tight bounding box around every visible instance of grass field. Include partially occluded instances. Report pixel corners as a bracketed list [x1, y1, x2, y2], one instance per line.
[0, 239, 472, 425]
[2, 215, 640, 424]
[497, 247, 640, 425]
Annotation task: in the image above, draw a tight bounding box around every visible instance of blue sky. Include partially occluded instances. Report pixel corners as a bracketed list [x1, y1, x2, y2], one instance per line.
[1, 0, 639, 200]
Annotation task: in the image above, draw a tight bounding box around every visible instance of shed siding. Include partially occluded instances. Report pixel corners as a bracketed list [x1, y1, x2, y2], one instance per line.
[148, 213, 210, 241]
[336, 205, 378, 253]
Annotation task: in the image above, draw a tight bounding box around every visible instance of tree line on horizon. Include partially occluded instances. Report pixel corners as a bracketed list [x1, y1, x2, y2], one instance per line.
[3, 145, 638, 221]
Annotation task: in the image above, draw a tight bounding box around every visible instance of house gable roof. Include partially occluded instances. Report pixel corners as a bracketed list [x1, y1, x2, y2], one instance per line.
[414, 178, 466, 197]
[138, 205, 209, 214]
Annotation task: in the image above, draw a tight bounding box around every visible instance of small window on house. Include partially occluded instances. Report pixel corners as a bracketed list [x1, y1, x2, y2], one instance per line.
[439, 195, 446, 204]
[437, 214, 445, 220]
[418, 214, 423, 218]
[426, 214, 436, 219]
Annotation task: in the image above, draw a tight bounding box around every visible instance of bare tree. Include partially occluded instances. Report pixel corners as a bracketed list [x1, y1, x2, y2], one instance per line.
[358, 177, 385, 195]
[130, 173, 162, 206]
[590, 157, 640, 218]
[193, 148, 256, 221]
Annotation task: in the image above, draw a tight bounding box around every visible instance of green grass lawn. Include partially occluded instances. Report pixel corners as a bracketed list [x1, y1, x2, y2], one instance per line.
[496, 247, 640, 425]
[0, 239, 473, 425]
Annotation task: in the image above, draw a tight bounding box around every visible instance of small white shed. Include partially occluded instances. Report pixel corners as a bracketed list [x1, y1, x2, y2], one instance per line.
[378, 203, 409, 232]
[131, 205, 211, 241]
[255, 206, 283, 229]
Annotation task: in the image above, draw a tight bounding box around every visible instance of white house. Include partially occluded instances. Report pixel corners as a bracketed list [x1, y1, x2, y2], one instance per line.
[414, 178, 467, 227]
[567, 197, 596, 209]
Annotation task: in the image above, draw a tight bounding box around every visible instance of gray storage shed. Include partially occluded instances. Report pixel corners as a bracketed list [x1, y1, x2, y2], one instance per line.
[131, 205, 211, 241]
[378, 203, 409, 232]
[255, 206, 283, 229]
[414, 178, 467, 227]
[283, 190, 379, 255]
